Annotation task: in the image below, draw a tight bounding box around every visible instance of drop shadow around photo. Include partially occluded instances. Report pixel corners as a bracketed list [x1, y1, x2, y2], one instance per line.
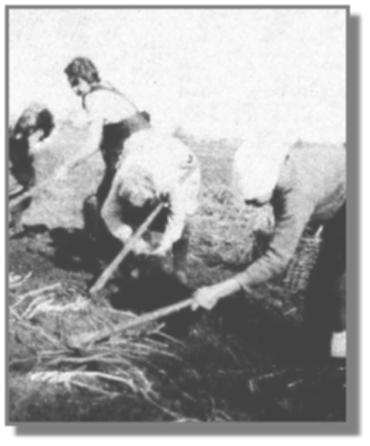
[10, 10, 360, 437]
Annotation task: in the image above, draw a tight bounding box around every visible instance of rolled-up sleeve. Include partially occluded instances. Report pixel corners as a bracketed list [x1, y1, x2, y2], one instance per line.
[235, 190, 315, 290]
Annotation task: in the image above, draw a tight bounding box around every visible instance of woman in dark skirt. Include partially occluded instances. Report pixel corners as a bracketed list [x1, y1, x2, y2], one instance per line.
[9, 103, 54, 195]
[9, 103, 54, 231]
[191, 138, 346, 360]
[57, 57, 151, 247]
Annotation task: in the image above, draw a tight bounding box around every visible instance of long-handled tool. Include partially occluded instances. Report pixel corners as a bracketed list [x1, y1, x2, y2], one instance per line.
[89, 159, 197, 296]
[77, 285, 285, 351]
[9, 176, 55, 210]
[78, 295, 195, 350]
[89, 201, 166, 296]
[9, 149, 99, 211]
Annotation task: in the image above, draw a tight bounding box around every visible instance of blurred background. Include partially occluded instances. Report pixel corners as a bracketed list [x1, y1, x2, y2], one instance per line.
[9, 8, 345, 142]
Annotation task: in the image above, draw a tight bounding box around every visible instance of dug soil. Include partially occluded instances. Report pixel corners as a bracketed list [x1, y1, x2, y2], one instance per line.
[8, 125, 346, 422]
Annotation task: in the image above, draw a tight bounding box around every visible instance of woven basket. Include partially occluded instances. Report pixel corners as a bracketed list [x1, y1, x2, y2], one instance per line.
[283, 225, 323, 293]
[251, 224, 324, 294]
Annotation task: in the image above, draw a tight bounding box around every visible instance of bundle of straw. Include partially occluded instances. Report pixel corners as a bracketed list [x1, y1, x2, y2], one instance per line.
[9, 276, 183, 402]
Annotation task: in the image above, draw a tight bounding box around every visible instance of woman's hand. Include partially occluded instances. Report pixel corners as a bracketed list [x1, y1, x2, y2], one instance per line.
[114, 226, 133, 244]
[132, 239, 151, 256]
[191, 285, 224, 310]
[191, 278, 242, 311]
[150, 245, 170, 258]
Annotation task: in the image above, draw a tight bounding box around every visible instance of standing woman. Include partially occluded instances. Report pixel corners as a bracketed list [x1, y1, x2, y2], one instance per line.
[9, 103, 55, 195]
[9, 103, 55, 232]
[192, 137, 346, 360]
[57, 56, 151, 240]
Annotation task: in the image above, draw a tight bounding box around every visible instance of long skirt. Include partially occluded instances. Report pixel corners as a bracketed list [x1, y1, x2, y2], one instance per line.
[304, 204, 346, 358]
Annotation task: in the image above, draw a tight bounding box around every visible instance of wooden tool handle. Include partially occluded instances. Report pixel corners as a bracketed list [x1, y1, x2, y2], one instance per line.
[83, 296, 194, 348]
[89, 202, 165, 295]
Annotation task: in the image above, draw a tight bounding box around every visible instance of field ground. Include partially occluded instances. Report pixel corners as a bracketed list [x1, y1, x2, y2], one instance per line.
[8, 123, 345, 422]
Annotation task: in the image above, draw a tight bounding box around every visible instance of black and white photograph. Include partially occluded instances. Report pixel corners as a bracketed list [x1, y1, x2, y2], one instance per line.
[7, 5, 348, 424]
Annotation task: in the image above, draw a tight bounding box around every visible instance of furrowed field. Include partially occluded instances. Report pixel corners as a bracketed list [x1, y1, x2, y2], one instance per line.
[8, 122, 345, 422]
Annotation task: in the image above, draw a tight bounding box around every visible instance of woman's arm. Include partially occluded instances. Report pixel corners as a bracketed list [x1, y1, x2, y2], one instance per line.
[101, 176, 152, 255]
[101, 180, 133, 244]
[234, 194, 315, 290]
[192, 190, 315, 310]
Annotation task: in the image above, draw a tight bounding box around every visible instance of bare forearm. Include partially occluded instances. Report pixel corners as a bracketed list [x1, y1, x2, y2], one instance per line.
[215, 277, 243, 297]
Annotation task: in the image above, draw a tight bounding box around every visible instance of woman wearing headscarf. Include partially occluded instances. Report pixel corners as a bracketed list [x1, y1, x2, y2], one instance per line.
[192, 133, 346, 359]
[101, 129, 201, 283]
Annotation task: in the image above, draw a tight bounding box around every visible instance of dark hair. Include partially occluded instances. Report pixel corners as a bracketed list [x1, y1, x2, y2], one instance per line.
[64, 56, 101, 84]
[10, 104, 54, 189]
[35, 108, 54, 140]
[12, 103, 55, 140]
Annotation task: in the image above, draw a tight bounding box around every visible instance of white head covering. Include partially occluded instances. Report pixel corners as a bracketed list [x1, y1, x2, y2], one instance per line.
[114, 129, 200, 215]
[118, 129, 186, 190]
[231, 128, 291, 203]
